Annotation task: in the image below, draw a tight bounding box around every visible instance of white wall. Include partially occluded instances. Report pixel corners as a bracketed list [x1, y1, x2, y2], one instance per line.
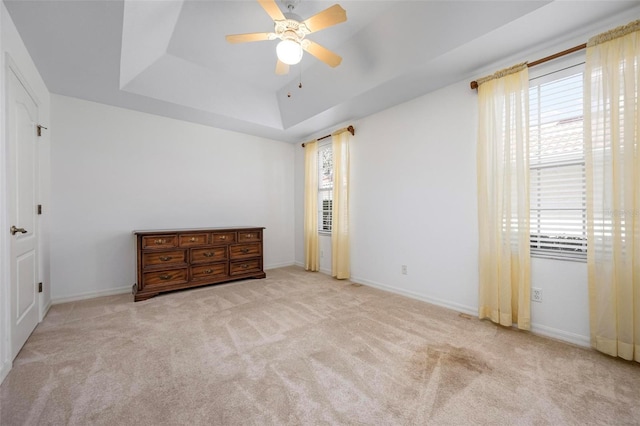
[0, 2, 51, 383]
[294, 76, 590, 347]
[50, 95, 295, 301]
[349, 81, 481, 314]
[292, 15, 640, 348]
[295, 80, 480, 313]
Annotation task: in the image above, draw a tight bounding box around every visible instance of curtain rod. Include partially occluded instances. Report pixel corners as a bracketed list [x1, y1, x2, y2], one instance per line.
[469, 43, 587, 90]
[301, 125, 355, 147]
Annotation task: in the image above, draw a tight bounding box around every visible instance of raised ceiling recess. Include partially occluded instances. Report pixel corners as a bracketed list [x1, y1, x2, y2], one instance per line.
[4, 0, 639, 142]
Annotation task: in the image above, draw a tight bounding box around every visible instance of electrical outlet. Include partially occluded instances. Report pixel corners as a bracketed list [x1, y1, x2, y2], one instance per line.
[532, 288, 543, 303]
[401, 265, 408, 275]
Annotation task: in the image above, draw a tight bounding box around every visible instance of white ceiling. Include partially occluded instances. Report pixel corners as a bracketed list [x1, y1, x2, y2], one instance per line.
[4, 0, 639, 142]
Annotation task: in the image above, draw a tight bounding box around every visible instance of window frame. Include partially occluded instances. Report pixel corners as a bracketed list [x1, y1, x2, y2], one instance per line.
[528, 58, 587, 262]
[317, 140, 333, 235]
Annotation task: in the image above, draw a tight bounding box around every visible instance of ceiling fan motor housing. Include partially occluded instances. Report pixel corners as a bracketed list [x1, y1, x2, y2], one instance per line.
[274, 18, 309, 43]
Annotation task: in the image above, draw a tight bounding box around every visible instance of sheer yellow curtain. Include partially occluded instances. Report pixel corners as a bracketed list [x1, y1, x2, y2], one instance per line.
[304, 140, 319, 271]
[331, 130, 350, 279]
[477, 64, 531, 330]
[585, 20, 640, 362]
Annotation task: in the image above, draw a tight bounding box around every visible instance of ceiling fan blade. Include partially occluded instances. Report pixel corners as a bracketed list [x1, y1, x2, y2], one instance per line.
[258, 0, 285, 22]
[225, 32, 273, 44]
[302, 4, 347, 34]
[275, 60, 290, 75]
[303, 40, 342, 67]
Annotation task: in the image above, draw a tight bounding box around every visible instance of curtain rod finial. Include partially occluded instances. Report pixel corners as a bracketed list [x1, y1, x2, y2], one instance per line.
[347, 125, 355, 136]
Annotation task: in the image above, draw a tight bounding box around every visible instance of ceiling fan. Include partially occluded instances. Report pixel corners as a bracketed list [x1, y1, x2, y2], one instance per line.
[225, 0, 347, 75]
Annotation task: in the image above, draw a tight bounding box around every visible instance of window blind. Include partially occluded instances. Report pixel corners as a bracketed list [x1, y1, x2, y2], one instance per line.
[529, 69, 587, 260]
[318, 142, 333, 233]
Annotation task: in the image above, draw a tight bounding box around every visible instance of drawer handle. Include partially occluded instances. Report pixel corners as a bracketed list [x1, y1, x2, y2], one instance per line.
[240, 248, 249, 254]
[189, 237, 196, 242]
[246, 234, 253, 238]
[205, 269, 213, 274]
[203, 252, 215, 257]
[154, 239, 166, 245]
[159, 256, 172, 261]
[219, 235, 227, 240]
[159, 274, 172, 280]
[241, 264, 249, 269]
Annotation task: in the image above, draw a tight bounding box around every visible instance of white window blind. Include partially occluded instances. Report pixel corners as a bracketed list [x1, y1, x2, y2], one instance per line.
[529, 66, 587, 261]
[318, 142, 333, 233]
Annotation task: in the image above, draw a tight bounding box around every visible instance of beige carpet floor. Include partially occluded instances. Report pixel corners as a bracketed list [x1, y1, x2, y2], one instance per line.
[1, 266, 639, 425]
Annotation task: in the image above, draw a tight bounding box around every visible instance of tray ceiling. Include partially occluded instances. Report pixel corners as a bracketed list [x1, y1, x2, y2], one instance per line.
[4, 0, 639, 142]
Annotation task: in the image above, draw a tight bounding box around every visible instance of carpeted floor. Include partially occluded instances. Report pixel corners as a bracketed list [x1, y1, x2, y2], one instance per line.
[1, 266, 639, 425]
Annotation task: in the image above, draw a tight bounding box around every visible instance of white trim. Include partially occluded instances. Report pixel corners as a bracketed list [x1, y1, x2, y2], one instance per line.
[0, 360, 11, 384]
[52, 262, 299, 304]
[5, 55, 39, 109]
[352, 274, 591, 348]
[0, 54, 9, 385]
[52, 285, 132, 305]
[530, 322, 590, 348]
[292, 260, 331, 275]
[40, 298, 52, 320]
[351, 274, 477, 317]
[264, 261, 296, 270]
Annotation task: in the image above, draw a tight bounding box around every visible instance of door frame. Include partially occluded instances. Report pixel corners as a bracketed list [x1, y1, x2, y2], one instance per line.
[1, 54, 42, 382]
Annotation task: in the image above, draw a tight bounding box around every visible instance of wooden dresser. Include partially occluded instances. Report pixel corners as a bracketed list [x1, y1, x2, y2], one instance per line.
[133, 227, 265, 301]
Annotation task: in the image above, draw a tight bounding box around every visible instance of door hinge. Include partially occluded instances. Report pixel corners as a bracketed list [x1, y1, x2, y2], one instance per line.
[37, 124, 47, 137]
[37, 204, 42, 215]
[38, 282, 43, 293]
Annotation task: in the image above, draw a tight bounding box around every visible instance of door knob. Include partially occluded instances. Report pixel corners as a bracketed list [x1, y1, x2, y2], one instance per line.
[10, 226, 27, 235]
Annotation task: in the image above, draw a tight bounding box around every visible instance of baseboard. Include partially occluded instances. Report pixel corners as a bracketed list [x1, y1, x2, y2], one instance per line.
[40, 298, 52, 321]
[52, 263, 296, 304]
[351, 274, 591, 348]
[291, 261, 331, 275]
[265, 261, 296, 270]
[0, 360, 11, 385]
[530, 323, 590, 348]
[52, 285, 132, 305]
[351, 275, 477, 317]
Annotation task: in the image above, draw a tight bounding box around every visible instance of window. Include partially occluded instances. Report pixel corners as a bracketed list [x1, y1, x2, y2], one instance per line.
[529, 64, 587, 261]
[318, 141, 333, 233]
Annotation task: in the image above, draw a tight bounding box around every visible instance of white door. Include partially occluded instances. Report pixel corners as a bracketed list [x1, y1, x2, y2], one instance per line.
[7, 68, 39, 359]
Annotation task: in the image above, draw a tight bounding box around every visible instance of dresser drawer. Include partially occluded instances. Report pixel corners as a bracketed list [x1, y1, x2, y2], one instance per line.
[230, 243, 261, 259]
[191, 263, 228, 281]
[134, 227, 265, 301]
[191, 247, 228, 264]
[211, 232, 236, 244]
[238, 230, 261, 242]
[179, 233, 208, 247]
[142, 235, 177, 249]
[230, 259, 262, 276]
[143, 268, 188, 288]
[142, 250, 187, 268]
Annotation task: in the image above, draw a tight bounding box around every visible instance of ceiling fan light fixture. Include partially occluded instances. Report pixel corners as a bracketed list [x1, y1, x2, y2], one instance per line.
[276, 39, 303, 65]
